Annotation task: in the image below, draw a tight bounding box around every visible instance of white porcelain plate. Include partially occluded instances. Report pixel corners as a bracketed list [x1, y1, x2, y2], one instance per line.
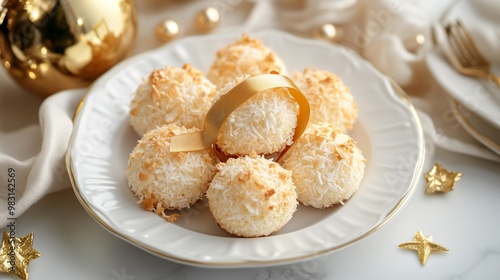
[448, 97, 500, 155]
[66, 30, 424, 268]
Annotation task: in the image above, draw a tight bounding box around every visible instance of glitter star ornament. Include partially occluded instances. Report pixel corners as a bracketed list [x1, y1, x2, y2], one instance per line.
[399, 231, 448, 265]
[0, 231, 41, 280]
[425, 162, 462, 194]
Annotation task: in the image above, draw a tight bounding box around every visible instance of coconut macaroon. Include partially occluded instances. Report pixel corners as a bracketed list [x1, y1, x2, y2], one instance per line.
[129, 64, 216, 135]
[127, 124, 217, 212]
[278, 122, 365, 209]
[213, 74, 299, 157]
[207, 154, 297, 237]
[207, 34, 288, 89]
[293, 68, 358, 132]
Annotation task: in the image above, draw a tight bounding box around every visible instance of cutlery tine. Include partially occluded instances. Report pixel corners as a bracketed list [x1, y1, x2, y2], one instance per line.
[437, 21, 500, 86]
[445, 23, 471, 67]
[450, 20, 500, 86]
[435, 24, 473, 75]
[455, 21, 490, 67]
[448, 22, 481, 67]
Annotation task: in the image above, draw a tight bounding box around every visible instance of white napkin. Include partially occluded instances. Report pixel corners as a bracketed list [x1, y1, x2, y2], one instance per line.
[440, 0, 500, 65]
[1, 0, 499, 229]
[0, 89, 84, 227]
[411, 87, 500, 162]
[466, 0, 500, 65]
[246, 0, 432, 87]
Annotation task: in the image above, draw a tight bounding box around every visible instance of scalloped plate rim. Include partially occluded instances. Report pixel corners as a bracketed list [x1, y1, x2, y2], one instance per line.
[66, 29, 425, 268]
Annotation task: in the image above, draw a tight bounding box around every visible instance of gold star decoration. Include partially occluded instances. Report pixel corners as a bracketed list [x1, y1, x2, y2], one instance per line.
[424, 162, 462, 194]
[399, 231, 448, 265]
[0, 231, 41, 280]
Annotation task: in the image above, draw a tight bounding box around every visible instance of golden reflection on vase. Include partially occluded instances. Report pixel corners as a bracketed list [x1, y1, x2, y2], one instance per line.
[0, 0, 137, 97]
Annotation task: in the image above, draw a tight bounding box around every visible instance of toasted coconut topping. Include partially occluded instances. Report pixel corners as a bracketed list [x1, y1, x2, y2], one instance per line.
[127, 124, 217, 211]
[161, 213, 181, 223]
[130, 64, 216, 135]
[208, 34, 288, 89]
[279, 122, 365, 208]
[213, 74, 299, 156]
[207, 155, 297, 237]
[293, 68, 358, 132]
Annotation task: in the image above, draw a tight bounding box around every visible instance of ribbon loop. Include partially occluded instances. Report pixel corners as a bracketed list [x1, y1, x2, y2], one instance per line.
[169, 74, 310, 154]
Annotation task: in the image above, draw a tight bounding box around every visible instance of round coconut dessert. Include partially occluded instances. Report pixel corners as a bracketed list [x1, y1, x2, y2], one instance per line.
[129, 64, 216, 135]
[207, 154, 298, 237]
[293, 68, 358, 132]
[127, 124, 217, 212]
[278, 122, 365, 208]
[214, 74, 299, 157]
[207, 34, 288, 89]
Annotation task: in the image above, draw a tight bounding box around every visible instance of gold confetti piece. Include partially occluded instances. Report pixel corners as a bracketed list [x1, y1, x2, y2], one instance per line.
[424, 162, 463, 194]
[0, 231, 41, 280]
[399, 231, 448, 265]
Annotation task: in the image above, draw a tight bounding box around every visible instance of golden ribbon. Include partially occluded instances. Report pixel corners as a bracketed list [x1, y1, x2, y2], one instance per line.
[169, 73, 310, 156]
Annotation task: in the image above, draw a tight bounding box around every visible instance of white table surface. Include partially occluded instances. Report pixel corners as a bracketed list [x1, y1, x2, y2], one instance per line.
[2, 0, 500, 279]
[4, 149, 500, 280]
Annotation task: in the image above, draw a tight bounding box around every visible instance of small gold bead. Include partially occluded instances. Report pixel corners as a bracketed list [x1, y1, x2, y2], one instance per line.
[405, 33, 426, 53]
[314, 23, 341, 43]
[416, 34, 426, 46]
[156, 20, 179, 42]
[196, 7, 220, 30]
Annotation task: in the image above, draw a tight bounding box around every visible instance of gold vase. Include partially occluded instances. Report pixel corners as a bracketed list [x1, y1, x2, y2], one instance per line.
[0, 0, 137, 98]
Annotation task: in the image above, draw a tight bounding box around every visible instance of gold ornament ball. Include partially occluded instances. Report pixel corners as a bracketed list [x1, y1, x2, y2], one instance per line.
[314, 23, 341, 43]
[156, 20, 179, 43]
[196, 7, 220, 30]
[0, 0, 137, 98]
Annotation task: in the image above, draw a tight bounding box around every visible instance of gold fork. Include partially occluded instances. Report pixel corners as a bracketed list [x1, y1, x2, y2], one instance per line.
[444, 20, 500, 86]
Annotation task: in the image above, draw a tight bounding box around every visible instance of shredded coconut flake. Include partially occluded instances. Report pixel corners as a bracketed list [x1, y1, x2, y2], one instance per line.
[207, 154, 297, 237]
[293, 68, 358, 132]
[212, 74, 299, 156]
[129, 64, 216, 135]
[207, 34, 288, 89]
[126, 124, 217, 210]
[278, 122, 365, 208]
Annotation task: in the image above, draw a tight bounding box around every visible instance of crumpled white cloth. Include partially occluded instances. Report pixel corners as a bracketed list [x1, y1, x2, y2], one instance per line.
[0, 89, 84, 227]
[1, 0, 499, 228]
[464, 0, 500, 64]
[247, 0, 432, 87]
